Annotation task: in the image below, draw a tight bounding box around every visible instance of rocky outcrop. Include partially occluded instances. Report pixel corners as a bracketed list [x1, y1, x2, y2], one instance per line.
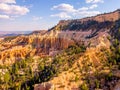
[0, 31, 75, 65]
[58, 9, 120, 26]
[34, 83, 54, 90]
[81, 9, 120, 22]
[113, 80, 120, 90]
[0, 45, 31, 65]
[51, 9, 120, 33]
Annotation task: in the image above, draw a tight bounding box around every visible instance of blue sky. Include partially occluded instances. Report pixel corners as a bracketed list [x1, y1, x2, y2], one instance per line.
[0, 0, 120, 31]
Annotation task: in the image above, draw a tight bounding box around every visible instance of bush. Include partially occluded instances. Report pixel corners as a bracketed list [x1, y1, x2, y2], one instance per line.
[75, 76, 79, 82]
[95, 79, 100, 89]
[105, 72, 113, 81]
[80, 83, 89, 90]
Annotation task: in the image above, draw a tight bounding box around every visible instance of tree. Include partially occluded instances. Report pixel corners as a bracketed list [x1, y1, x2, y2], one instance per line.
[95, 79, 100, 89]
[4, 72, 10, 89]
[80, 83, 89, 90]
[29, 66, 33, 77]
[12, 63, 19, 74]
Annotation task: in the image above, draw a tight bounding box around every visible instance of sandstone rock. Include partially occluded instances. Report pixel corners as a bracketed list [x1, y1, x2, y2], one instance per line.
[113, 80, 120, 90]
[34, 83, 54, 90]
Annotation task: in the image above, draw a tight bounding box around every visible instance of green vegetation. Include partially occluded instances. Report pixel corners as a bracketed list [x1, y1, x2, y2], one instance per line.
[78, 38, 120, 90]
[95, 79, 100, 89]
[108, 39, 120, 65]
[53, 20, 113, 32]
[80, 82, 89, 90]
[3, 36, 18, 42]
[0, 44, 86, 90]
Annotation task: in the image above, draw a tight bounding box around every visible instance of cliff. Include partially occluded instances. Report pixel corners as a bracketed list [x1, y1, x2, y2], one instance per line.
[57, 9, 120, 26]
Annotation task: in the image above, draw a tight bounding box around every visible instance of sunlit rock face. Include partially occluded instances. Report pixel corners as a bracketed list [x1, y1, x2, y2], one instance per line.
[0, 30, 109, 65]
[0, 31, 76, 65]
[34, 83, 54, 90]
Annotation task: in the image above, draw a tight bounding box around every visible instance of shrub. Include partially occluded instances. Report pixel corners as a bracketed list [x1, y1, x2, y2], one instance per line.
[80, 83, 89, 90]
[95, 79, 100, 89]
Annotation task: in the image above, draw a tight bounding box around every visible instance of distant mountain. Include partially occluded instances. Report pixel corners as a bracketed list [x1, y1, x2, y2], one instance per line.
[0, 31, 32, 37]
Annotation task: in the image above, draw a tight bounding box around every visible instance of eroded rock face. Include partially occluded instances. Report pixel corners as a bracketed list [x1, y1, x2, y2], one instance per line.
[113, 80, 120, 90]
[32, 36, 74, 55]
[0, 45, 31, 65]
[0, 28, 111, 65]
[34, 83, 54, 90]
[0, 31, 76, 65]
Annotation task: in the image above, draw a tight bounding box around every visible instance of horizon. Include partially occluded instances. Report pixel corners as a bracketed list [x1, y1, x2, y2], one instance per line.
[0, 0, 120, 31]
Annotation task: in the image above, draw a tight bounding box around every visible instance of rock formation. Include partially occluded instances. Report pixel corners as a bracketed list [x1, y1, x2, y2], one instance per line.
[0, 9, 120, 65]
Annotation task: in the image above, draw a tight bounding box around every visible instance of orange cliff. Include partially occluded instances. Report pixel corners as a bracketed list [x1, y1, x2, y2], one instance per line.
[58, 9, 120, 25]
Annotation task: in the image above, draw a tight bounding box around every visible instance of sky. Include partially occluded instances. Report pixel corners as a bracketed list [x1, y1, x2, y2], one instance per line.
[0, 0, 120, 31]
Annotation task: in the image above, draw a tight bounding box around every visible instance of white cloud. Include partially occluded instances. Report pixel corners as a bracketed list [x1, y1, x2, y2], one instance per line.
[0, 0, 29, 20]
[86, 0, 94, 3]
[78, 7, 89, 11]
[89, 4, 98, 9]
[32, 16, 42, 21]
[0, 3, 29, 15]
[78, 4, 98, 11]
[51, 3, 76, 13]
[51, 12, 71, 19]
[0, 0, 16, 4]
[51, 3, 101, 19]
[0, 14, 10, 19]
[86, 0, 104, 3]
